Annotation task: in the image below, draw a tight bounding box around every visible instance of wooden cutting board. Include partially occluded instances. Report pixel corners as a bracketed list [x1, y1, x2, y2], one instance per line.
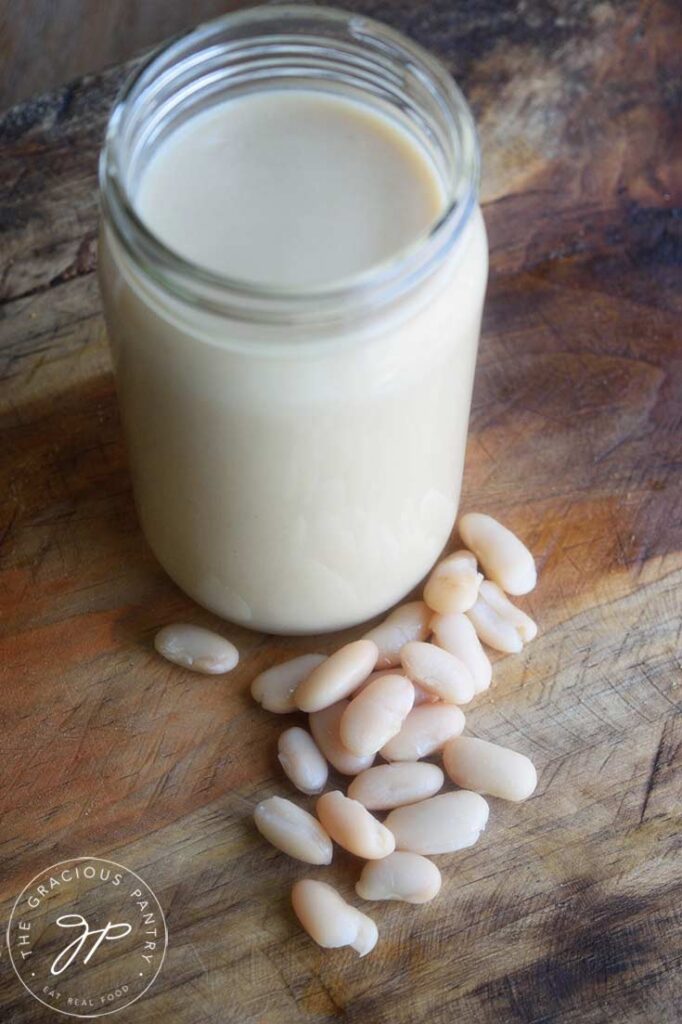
[0, 2, 679, 1022]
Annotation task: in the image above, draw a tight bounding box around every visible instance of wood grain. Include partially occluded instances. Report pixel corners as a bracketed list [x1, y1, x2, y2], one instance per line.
[0, 1, 680, 1022]
[0, 0, 242, 110]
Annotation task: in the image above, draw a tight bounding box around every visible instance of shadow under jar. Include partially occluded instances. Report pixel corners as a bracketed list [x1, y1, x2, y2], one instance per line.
[98, 4, 488, 635]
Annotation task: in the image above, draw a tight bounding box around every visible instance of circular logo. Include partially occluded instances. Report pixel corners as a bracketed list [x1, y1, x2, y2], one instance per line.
[7, 857, 168, 1018]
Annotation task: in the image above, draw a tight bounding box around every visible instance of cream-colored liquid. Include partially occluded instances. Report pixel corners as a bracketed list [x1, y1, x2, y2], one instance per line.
[100, 90, 488, 633]
[137, 92, 444, 287]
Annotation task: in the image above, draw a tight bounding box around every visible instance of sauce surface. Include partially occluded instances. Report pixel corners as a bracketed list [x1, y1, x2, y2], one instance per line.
[136, 90, 445, 288]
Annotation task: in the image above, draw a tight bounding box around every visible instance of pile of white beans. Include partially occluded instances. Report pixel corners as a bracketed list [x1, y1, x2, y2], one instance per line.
[155, 513, 539, 958]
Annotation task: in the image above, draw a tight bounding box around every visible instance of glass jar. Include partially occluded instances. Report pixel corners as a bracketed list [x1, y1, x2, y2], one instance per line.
[98, 4, 488, 635]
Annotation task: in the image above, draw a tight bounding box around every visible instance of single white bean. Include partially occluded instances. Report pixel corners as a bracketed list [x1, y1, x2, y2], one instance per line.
[292, 879, 378, 957]
[356, 851, 442, 904]
[348, 762, 444, 810]
[459, 513, 536, 595]
[277, 727, 328, 795]
[316, 791, 395, 860]
[309, 700, 375, 776]
[251, 653, 326, 713]
[400, 641, 475, 705]
[295, 640, 378, 713]
[380, 703, 465, 762]
[443, 736, 538, 801]
[340, 674, 415, 756]
[466, 581, 537, 653]
[154, 623, 239, 674]
[253, 796, 332, 864]
[385, 791, 489, 855]
[423, 549, 483, 615]
[363, 601, 431, 669]
[430, 612, 492, 693]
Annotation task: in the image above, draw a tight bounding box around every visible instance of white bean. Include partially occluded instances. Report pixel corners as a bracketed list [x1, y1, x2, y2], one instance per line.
[443, 736, 538, 801]
[340, 674, 414, 756]
[363, 601, 431, 669]
[154, 623, 239, 674]
[292, 879, 378, 957]
[385, 791, 489, 855]
[423, 549, 482, 615]
[309, 700, 375, 776]
[295, 640, 378, 713]
[356, 851, 441, 904]
[253, 796, 332, 864]
[400, 641, 475, 705]
[459, 513, 536, 595]
[277, 727, 328, 795]
[348, 762, 444, 810]
[251, 653, 326, 713]
[430, 612, 492, 693]
[316, 791, 395, 860]
[380, 703, 465, 762]
[466, 581, 537, 653]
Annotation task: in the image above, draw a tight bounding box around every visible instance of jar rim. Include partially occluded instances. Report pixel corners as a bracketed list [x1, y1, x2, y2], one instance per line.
[99, 3, 480, 326]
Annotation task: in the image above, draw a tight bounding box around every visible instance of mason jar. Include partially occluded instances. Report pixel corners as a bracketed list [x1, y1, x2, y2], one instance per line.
[98, 4, 488, 635]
